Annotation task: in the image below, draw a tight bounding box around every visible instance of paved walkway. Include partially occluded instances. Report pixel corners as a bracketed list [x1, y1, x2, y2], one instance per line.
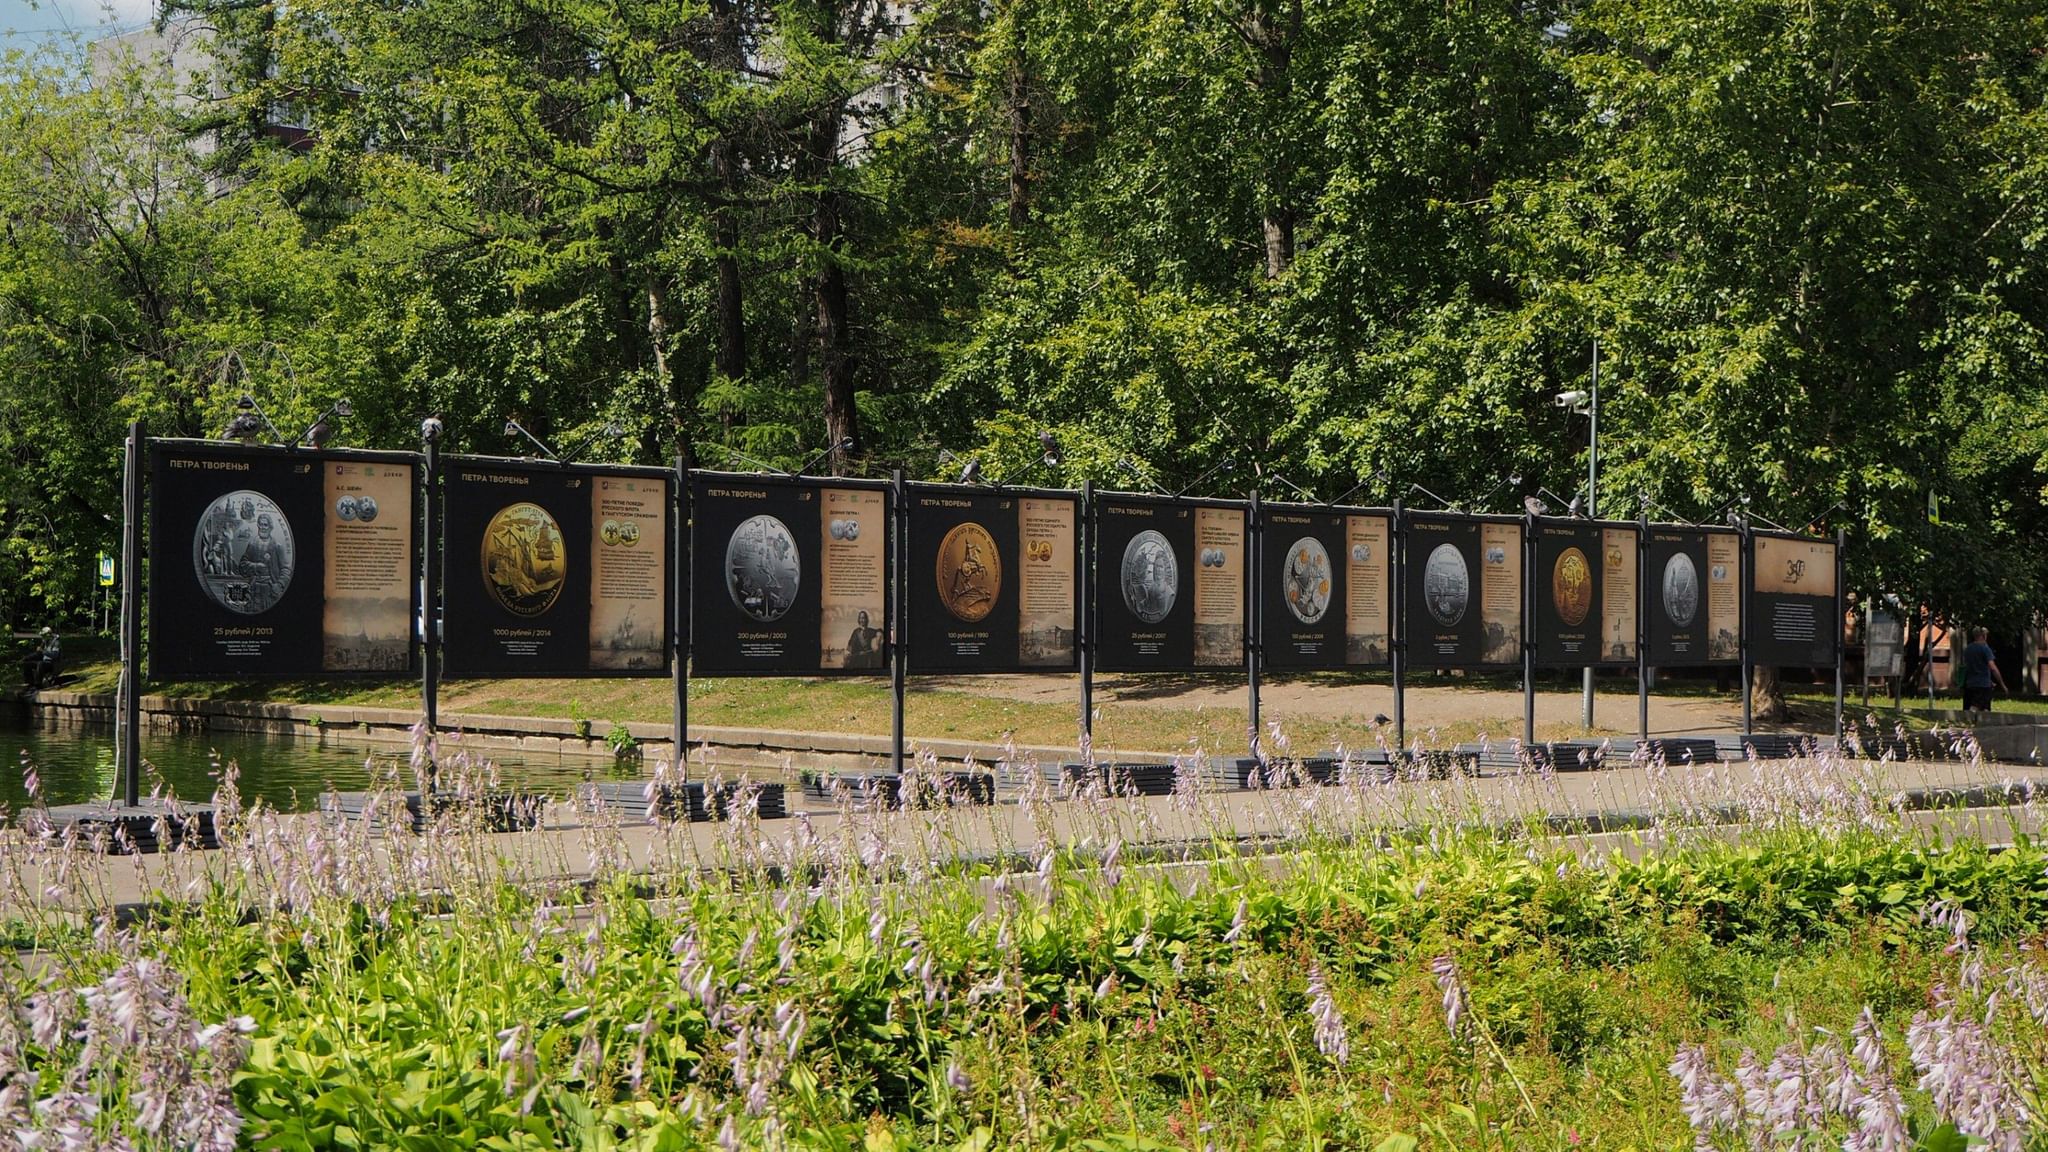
[8, 753, 2045, 921]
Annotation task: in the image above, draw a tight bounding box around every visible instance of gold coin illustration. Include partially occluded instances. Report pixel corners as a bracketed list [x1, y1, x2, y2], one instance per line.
[1552, 547, 1592, 628]
[936, 522, 1001, 623]
[482, 502, 566, 618]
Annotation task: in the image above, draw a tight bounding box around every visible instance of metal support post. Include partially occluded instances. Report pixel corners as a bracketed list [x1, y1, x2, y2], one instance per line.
[1637, 505, 1650, 747]
[418, 430, 442, 797]
[1523, 511, 1536, 749]
[1079, 480, 1093, 748]
[674, 459, 689, 776]
[1246, 490, 1262, 763]
[1843, 524, 1859, 737]
[117, 421, 143, 807]
[421, 432, 441, 715]
[1739, 525, 1753, 740]
[890, 468, 906, 775]
[1583, 338, 1598, 730]
[1391, 498, 1406, 757]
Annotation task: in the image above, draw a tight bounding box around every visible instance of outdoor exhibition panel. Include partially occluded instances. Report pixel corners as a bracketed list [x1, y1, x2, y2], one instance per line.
[1092, 494, 1247, 673]
[442, 456, 674, 678]
[688, 472, 892, 677]
[1748, 531, 1840, 667]
[1644, 528, 1742, 666]
[149, 441, 419, 681]
[1402, 514, 1524, 670]
[904, 483, 1080, 673]
[1530, 518, 1639, 669]
[1256, 503, 1393, 669]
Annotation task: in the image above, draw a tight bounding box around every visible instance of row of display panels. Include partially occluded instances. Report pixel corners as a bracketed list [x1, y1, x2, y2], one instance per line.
[144, 443, 1842, 683]
[687, 476, 1840, 677]
[149, 445, 673, 681]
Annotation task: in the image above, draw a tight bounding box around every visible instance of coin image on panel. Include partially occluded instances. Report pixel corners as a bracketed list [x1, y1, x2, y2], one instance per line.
[602, 519, 622, 547]
[481, 502, 566, 618]
[1662, 552, 1700, 627]
[1120, 530, 1178, 624]
[335, 495, 359, 522]
[726, 514, 800, 623]
[1351, 542, 1370, 564]
[1552, 547, 1592, 628]
[192, 490, 296, 615]
[1283, 537, 1332, 625]
[936, 522, 1001, 623]
[356, 496, 378, 523]
[1422, 543, 1469, 627]
[617, 520, 639, 546]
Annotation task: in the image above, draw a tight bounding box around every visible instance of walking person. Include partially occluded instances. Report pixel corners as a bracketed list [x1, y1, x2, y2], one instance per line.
[1959, 626, 2008, 721]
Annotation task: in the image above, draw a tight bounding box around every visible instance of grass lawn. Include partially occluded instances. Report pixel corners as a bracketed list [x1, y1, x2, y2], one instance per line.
[56, 657, 1632, 755]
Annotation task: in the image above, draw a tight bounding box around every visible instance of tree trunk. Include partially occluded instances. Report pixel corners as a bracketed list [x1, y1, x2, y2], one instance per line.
[810, 107, 859, 469]
[1006, 28, 1030, 232]
[711, 139, 747, 383]
[1750, 665, 1788, 723]
[707, 0, 748, 383]
[1251, 0, 1298, 279]
[646, 276, 693, 464]
[1261, 210, 1293, 279]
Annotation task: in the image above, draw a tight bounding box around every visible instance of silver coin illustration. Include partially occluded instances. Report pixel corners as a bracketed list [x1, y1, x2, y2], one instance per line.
[1662, 552, 1700, 628]
[1282, 537, 1332, 625]
[1120, 530, 1178, 624]
[191, 490, 295, 615]
[726, 514, 801, 623]
[1422, 542, 1469, 627]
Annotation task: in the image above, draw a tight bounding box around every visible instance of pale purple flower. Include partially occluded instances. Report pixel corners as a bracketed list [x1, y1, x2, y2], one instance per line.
[1429, 954, 1465, 1040]
[1222, 899, 1247, 945]
[1668, 1044, 1742, 1151]
[1906, 989, 2030, 1152]
[25, 987, 77, 1050]
[946, 1063, 972, 1093]
[1845, 1010, 1912, 1152]
[1305, 963, 1348, 1067]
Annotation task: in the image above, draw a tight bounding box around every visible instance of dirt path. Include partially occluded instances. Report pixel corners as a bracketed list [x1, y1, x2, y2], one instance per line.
[918, 672, 1775, 739]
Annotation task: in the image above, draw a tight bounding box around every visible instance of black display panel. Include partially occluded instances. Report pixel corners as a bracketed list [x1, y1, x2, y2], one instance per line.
[150, 442, 419, 681]
[1748, 532, 1839, 667]
[1531, 520, 1640, 669]
[443, 457, 674, 678]
[689, 473, 891, 677]
[1259, 505, 1345, 668]
[905, 485, 1079, 673]
[1402, 514, 1524, 670]
[1644, 528, 1742, 666]
[1093, 495, 1247, 673]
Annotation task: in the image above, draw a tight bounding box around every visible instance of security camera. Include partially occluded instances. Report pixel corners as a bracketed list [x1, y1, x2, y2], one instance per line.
[420, 417, 444, 443]
[1554, 390, 1590, 409]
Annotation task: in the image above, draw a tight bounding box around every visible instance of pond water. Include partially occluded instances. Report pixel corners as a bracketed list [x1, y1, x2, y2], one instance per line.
[0, 709, 621, 813]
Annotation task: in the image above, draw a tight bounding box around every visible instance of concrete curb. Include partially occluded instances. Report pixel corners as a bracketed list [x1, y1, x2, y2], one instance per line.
[20, 688, 1155, 771]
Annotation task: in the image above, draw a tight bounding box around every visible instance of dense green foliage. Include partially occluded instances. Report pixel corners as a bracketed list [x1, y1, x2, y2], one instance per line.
[17, 824, 2047, 1148]
[3, 0, 2047, 629]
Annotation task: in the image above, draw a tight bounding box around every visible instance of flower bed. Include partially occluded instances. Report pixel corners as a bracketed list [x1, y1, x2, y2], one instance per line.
[5, 745, 2048, 1149]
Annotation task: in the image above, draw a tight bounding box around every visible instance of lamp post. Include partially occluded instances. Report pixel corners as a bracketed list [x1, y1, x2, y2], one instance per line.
[1555, 338, 1600, 730]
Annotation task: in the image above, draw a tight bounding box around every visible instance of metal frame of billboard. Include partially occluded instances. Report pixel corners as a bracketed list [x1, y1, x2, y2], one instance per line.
[145, 437, 425, 683]
[439, 453, 679, 681]
[107, 427, 1852, 808]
